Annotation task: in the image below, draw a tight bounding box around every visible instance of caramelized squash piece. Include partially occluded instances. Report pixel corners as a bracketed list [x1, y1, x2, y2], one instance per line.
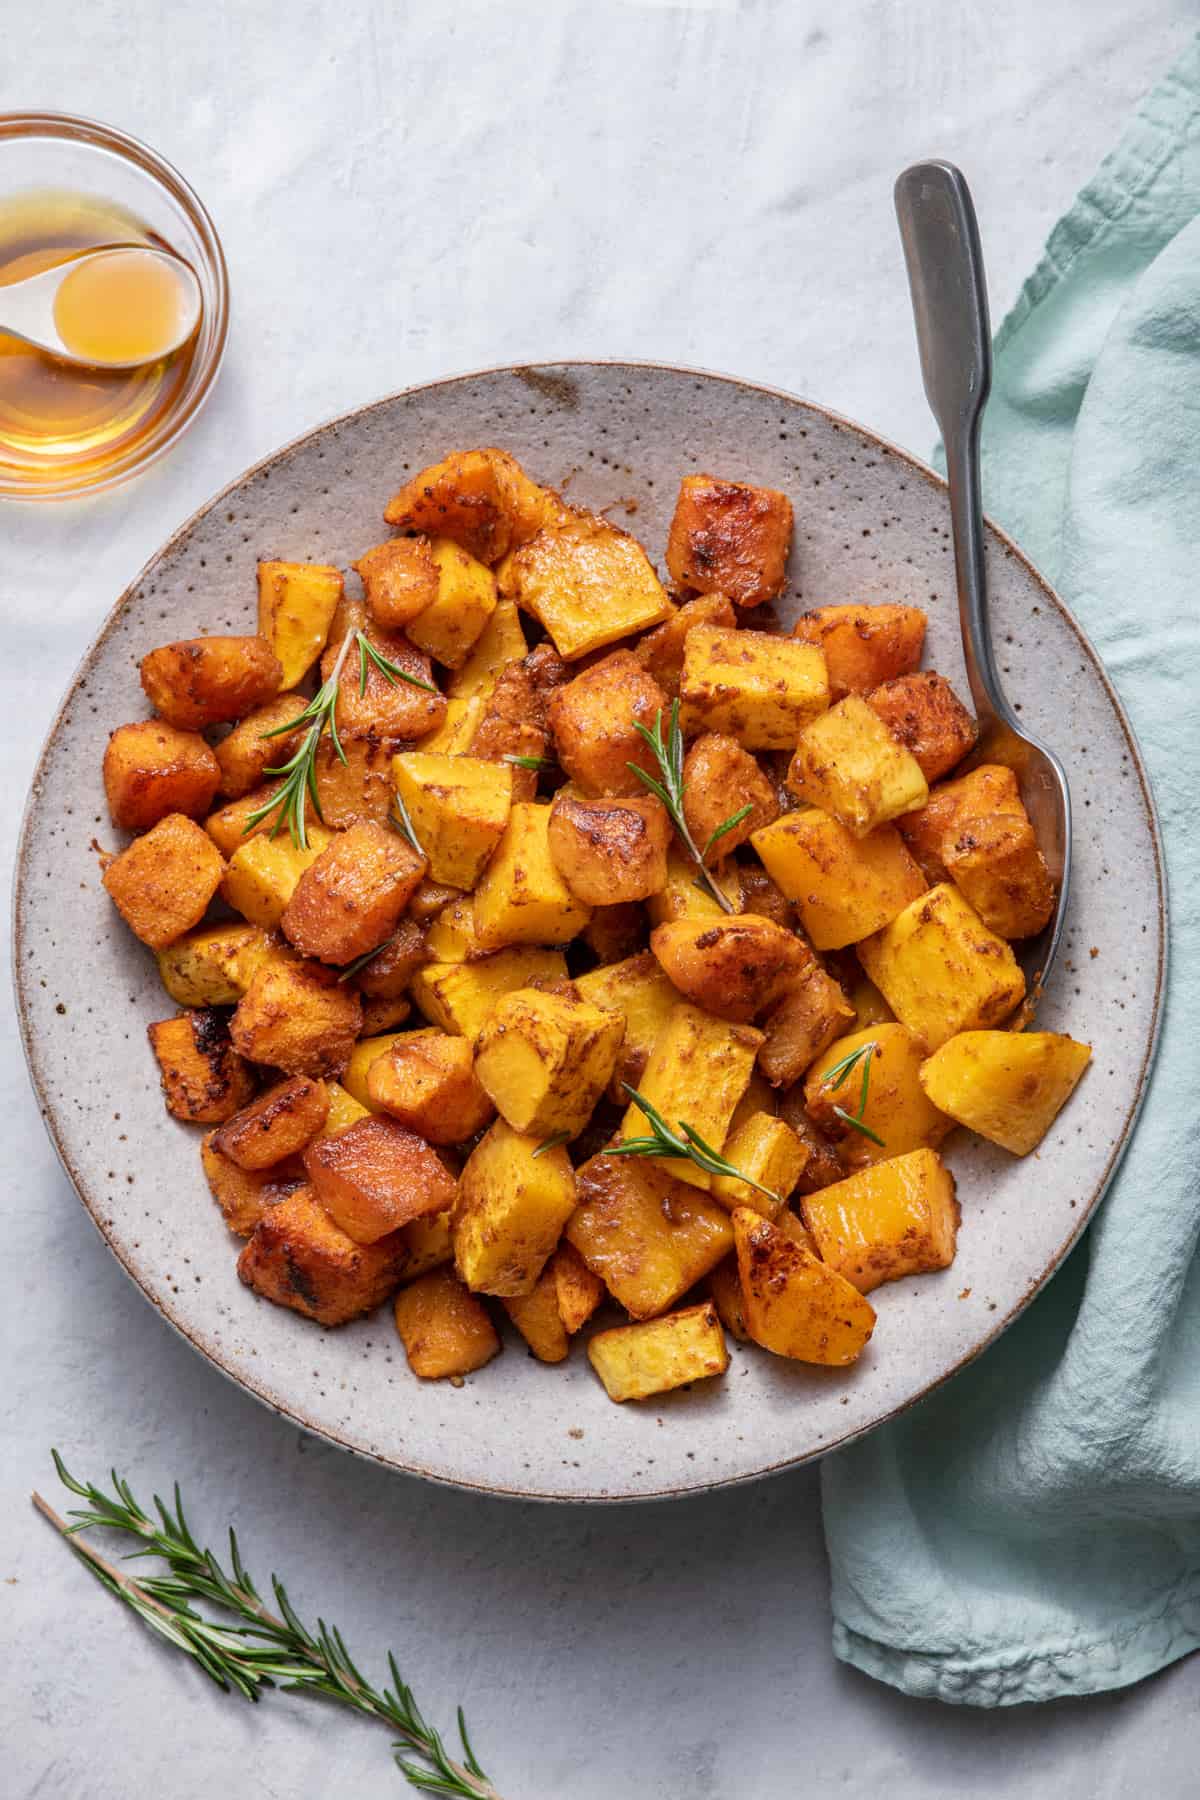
[666, 474, 793, 607]
[103, 720, 220, 830]
[395, 1268, 501, 1377]
[238, 1185, 406, 1325]
[140, 636, 282, 729]
[304, 1114, 456, 1243]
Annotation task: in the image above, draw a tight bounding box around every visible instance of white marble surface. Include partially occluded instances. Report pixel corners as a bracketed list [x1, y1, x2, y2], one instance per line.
[4, 4, 1198, 1795]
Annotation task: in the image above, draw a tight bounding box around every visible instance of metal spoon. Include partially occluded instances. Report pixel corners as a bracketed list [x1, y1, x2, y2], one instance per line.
[894, 159, 1071, 1000]
[0, 244, 201, 370]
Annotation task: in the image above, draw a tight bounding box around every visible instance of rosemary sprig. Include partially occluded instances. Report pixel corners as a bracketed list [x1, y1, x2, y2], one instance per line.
[34, 1454, 503, 1800]
[245, 631, 436, 851]
[532, 1132, 571, 1158]
[391, 792, 425, 857]
[502, 753, 551, 772]
[627, 702, 743, 913]
[821, 1040, 886, 1147]
[606, 1083, 781, 1204]
[337, 934, 397, 983]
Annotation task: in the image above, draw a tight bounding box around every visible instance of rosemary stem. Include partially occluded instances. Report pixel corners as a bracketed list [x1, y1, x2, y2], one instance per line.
[33, 1492, 177, 1622]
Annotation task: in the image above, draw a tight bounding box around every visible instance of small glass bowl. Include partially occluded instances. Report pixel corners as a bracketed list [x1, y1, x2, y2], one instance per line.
[0, 112, 229, 500]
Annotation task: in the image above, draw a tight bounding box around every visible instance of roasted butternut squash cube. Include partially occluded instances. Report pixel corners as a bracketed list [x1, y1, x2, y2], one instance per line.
[575, 951, 679, 1100]
[857, 883, 1026, 1052]
[799, 1149, 959, 1292]
[319, 1080, 371, 1138]
[140, 636, 283, 729]
[423, 895, 482, 963]
[733, 1207, 875, 1363]
[352, 917, 429, 996]
[791, 604, 926, 698]
[633, 592, 738, 697]
[454, 1120, 577, 1296]
[342, 1030, 420, 1109]
[711, 1114, 808, 1216]
[650, 914, 809, 1024]
[147, 1009, 256, 1123]
[588, 1302, 729, 1402]
[758, 964, 856, 1087]
[361, 995, 412, 1035]
[551, 1241, 605, 1334]
[237, 1185, 405, 1324]
[645, 843, 742, 925]
[321, 610, 445, 743]
[547, 650, 669, 795]
[354, 538, 440, 630]
[666, 474, 793, 607]
[222, 823, 334, 929]
[305, 1115, 456, 1244]
[619, 1002, 762, 1191]
[212, 1076, 330, 1170]
[412, 948, 568, 1041]
[395, 1268, 501, 1377]
[155, 922, 273, 1008]
[384, 448, 551, 564]
[804, 1023, 951, 1166]
[103, 813, 225, 949]
[397, 1207, 454, 1282]
[404, 538, 498, 669]
[709, 1256, 750, 1340]
[787, 695, 929, 835]
[230, 953, 362, 1077]
[257, 561, 344, 687]
[201, 1132, 303, 1236]
[473, 802, 591, 949]
[498, 510, 672, 659]
[848, 972, 895, 1029]
[547, 793, 670, 906]
[897, 763, 1025, 884]
[728, 1067, 777, 1135]
[392, 752, 512, 890]
[681, 733, 779, 862]
[311, 732, 403, 829]
[103, 720, 220, 830]
[367, 1030, 494, 1143]
[447, 599, 528, 700]
[474, 987, 625, 1137]
[566, 1153, 733, 1318]
[416, 697, 480, 758]
[751, 809, 926, 951]
[919, 1030, 1092, 1155]
[679, 625, 829, 750]
[281, 820, 426, 964]
[502, 1262, 569, 1363]
[866, 671, 978, 782]
[204, 785, 285, 857]
[943, 814, 1057, 940]
[214, 695, 309, 801]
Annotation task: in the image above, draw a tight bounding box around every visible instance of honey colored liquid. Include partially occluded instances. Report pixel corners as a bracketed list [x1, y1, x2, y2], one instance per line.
[0, 189, 201, 492]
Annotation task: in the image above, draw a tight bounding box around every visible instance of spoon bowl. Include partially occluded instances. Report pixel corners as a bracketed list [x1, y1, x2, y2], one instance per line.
[0, 243, 202, 370]
[894, 160, 1072, 1000]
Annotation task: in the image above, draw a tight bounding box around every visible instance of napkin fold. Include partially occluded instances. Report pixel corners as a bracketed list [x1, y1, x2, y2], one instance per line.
[821, 37, 1200, 1705]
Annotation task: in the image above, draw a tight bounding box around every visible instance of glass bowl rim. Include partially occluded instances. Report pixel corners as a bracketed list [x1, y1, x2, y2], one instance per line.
[0, 109, 230, 501]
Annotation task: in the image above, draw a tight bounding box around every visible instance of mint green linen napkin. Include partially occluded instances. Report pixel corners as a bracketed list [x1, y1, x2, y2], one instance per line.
[821, 39, 1200, 1706]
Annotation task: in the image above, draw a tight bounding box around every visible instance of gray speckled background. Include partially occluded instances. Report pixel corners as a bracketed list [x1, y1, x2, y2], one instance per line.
[4, 3, 1197, 1794]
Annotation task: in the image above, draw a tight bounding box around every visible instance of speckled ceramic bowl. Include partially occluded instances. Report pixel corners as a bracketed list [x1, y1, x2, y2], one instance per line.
[13, 362, 1166, 1502]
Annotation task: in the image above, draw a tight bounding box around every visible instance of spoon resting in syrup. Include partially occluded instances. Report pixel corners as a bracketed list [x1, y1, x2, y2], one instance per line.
[0, 244, 202, 370]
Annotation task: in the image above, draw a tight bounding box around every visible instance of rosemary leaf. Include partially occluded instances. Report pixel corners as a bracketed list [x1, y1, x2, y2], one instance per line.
[532, 1132, 571, 1158]
[502, 754, 550, 772]
[391, 792, 425, 858]
[821, 1039, 886, 1148]
[606, 1083, 781, 1204]
[626, 701, 737, 914]
[337, 935, 397, 983]
[357, 631, 438, 694]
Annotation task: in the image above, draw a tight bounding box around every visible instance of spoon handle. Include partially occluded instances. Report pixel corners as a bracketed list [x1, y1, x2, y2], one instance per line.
[893, 160, 1007, 734]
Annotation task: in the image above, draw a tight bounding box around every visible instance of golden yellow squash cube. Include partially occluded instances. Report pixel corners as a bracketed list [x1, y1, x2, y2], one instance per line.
[751, 809, 926, 951]
[473, 802, 591, 949]
[394, 1268, 501, 1379]
[711, 1113, 808, 1216]
[392, 751, 513, 889]
[575, 950, 680, 1098]
[678, 625, 830, 750]
[411, 948, 568, 1041]
[319, 1080, 372, 1138]
[155, 922, 273, 1007]
[799, 1148, 959, 1292]
[423, 895, 484, 962]
[405, 537, 498, 670]
[566, 1153, 733, 1318]
[786, 694, 929, 835]
[420, 694, 485, 755]
[221, 824, 334, 929]
[502, 1263, 569, 1364]
[619, 1002, 762, 1191]
[857, 883, 1026, 1052]
[550, 1241, 605, 1334]
[257, 560, 344, 688]
[919, 1029, 1092, 1155]
[474, 987, 625, 1137]
[497, 510, 672, 660]
[447, 598, 528, 700]
[587, 1302, 729, 1402]
[454, 1119, 577, 1296]
[804, 1023, 952, 1167]
[397, 1208, 455, 1283]
[733, 1207, 876, 1364]
[646, 843, 742, 925]
[342, 1029, 422, 1109]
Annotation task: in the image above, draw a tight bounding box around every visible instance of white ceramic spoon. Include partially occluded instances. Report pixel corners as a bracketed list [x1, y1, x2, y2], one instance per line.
[0, 244, 202, 369]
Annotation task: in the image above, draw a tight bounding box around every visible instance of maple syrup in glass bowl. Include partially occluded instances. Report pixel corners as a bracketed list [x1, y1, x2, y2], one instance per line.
[0, 114, 228, 500]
